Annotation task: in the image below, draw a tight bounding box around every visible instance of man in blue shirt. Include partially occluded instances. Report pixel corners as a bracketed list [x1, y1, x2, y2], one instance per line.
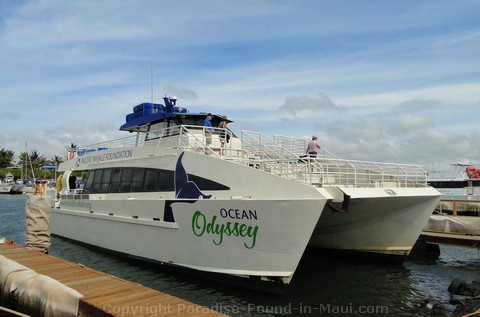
[204, 113, 213, 146]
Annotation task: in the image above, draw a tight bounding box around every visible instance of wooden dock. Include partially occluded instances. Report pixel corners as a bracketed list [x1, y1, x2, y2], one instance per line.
[0, 242, 228, 317]
[421, 231, 480, 248]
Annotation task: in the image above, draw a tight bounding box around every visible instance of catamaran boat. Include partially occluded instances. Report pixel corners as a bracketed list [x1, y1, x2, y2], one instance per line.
[52, 96, 440, 288]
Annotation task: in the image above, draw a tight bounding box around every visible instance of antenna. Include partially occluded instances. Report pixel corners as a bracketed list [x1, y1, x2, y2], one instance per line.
[150, 60, 154, 104]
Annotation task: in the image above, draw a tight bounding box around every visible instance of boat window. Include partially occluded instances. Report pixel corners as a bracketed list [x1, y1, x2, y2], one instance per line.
[78, 167, 229, 194]
[101, 169, 112, 193]
[91, 170, 103, 193]
[121, 169, 133, 192]
[110, 168, 122, 193]
[158, 170, 175, 191]
[428, 180, 468, 188]
[146, 122, 168, 140]
[83, 171, 94, 193]
[174, 117, 204, 127]
[131, 168, 146, 192]
[144, 170, 158, 191]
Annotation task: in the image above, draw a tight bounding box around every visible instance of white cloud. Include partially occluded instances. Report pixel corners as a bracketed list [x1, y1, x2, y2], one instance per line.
[278, 93, 340, 118]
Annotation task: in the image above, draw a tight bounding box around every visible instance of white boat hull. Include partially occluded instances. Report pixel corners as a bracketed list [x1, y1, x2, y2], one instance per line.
[0, 184, 13, 194]
[309, 187, 441, 257]
[52, 198, 324, 284]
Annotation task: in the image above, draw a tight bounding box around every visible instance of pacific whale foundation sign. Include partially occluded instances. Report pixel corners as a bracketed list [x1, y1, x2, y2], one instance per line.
[76, 150, 133, 166]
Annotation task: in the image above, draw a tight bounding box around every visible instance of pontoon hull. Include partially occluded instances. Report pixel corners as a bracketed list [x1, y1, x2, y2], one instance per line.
[52, 198, 325, 284]
[309, 187, 441, 258]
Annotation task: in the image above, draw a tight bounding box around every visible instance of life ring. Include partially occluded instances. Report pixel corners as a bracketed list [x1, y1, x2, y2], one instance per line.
[465, 166, 480, 179]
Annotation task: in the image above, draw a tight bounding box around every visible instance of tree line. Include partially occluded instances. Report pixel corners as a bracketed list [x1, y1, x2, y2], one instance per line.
[0, 145, 71, 180]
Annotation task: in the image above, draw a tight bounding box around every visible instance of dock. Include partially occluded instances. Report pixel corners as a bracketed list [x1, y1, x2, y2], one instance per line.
[421, 231, 480, 248]
[421, 199, 480, 249]
[0, 242, 227, 317]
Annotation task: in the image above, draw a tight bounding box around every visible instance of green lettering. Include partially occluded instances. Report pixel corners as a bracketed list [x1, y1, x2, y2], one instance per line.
[244, 226, 259, 249]
[191, 210, 206, 236]
[191, 210, 259, 249]
[212, 223, 225, 245]
[239, 224, 248, 237]
[224, 222, 232, 235]
[231, 222, 240, 236]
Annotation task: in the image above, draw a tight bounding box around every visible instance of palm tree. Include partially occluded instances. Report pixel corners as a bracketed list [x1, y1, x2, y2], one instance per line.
[29, 149, 47, 170]
[50, 155, 64, 170]
[0, 147, 14, 168]
[17, 152, 29, 170]
[46, 155, 64, 182]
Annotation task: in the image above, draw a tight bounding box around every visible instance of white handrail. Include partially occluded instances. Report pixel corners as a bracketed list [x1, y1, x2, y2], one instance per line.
[65, 125, 428, 188]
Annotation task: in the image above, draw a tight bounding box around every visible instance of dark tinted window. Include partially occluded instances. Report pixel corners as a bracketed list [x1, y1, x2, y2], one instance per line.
[158, 170, 174, 191]
[132, 169, 145, 192]
[144, 170, 158, 191]
[84, 171, 94, 193]
[121, 169, 132, 192]
[92, 170, 103, 193]
[76, 167, 229, 194]
[101, 169, 112, 193]
[428, 180, 467, 188]
[110, 169, 121, 193]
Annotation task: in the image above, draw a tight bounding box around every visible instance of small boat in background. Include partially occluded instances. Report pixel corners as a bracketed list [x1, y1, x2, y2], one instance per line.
[0, 173, 15, 194]
[427, 163, 480, 201]
[0, 182, 13, 194]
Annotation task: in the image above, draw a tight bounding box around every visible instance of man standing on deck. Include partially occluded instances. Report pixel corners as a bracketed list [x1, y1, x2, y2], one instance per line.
[203, 113, 213, 152]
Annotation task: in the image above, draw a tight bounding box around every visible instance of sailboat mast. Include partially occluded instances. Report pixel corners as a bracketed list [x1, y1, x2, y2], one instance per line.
[25, 142, 28, 180]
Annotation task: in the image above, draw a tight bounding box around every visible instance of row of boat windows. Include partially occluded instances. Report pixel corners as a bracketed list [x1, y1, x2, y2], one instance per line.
[428, 180, 480, 188]
[83, 168, 229, 193]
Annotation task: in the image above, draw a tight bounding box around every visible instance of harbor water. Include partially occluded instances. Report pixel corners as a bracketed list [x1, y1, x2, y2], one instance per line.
[1, 194, 479, 316]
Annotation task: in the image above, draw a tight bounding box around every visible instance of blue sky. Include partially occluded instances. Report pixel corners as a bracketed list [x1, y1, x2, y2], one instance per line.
[1, 0, 479, 172]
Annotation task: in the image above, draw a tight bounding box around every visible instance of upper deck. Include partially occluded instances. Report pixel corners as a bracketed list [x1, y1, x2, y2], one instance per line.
[63, 124, 428, 189]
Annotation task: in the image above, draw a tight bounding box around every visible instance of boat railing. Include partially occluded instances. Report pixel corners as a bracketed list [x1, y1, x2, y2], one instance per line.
[317, 157, 427, 187]
[66, 124, 243, 160]
[66, 125, 428, 188]
[240, 131, 322, 182]
[273, 134, 342, 160]
[66, 134, 148, 159]
[242, 131, 428, 188]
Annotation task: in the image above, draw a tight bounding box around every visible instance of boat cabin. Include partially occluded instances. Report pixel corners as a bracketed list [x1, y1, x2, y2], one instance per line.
[120, 95, 233, 135]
